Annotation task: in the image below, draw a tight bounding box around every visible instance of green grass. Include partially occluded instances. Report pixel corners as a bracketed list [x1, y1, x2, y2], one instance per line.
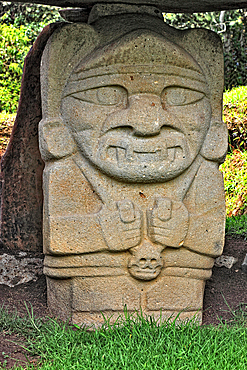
[1, 306, 247, 370]
[226, 215, 247, 238]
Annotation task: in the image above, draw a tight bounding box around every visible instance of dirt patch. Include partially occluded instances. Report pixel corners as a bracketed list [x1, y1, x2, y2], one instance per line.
[0, 235, 247, 368]
[0, 275, 48, 368]
[0, 332, 38, 369]
[203, 235, 247, 325]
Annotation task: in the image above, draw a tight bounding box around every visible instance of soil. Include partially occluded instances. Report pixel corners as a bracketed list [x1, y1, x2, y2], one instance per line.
[0, 235, 247, 368]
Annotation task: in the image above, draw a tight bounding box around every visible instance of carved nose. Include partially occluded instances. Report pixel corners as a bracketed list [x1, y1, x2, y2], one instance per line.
[127, 94, 166, 136]
[102, 93, 173, 135]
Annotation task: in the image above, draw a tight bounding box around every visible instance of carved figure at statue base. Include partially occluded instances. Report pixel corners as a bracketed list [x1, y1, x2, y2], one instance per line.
[40, 4, 228, 326]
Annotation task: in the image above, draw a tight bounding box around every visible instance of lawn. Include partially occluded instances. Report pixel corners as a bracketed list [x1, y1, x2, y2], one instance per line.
[1, 306, 247, 370]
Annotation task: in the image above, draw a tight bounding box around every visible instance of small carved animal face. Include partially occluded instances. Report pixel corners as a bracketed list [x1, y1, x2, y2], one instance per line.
[128, 242, 163, 281]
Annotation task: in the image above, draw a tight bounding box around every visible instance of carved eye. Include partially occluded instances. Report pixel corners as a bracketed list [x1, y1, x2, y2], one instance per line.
[70, 86, 127, 106]
[161, 87, 205, 107]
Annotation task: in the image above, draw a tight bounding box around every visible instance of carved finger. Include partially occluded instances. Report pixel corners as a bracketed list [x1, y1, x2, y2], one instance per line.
[122, 232, 141, 248]
[151, 227, 173, 238]
[123, 228, 141, 239]
[121, 215, 142, 231]
[117, 200, 136, 223]
[153, 197, 172, 221]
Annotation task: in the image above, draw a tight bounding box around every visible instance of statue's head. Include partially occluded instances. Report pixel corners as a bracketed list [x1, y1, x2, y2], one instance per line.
[61, 30, 211, 183]
[40, 8, 227, 183]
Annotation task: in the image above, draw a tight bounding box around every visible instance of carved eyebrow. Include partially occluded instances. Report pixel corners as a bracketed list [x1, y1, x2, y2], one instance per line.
[71, 65, 206, 83]
[63, 75, 208, 98]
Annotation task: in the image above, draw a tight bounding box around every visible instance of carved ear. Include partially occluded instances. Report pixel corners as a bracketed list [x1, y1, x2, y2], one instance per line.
[174, 28, 224, 117]
[200, 121, 228, 163]
[174, 29, 228, 163]
[41, 23, 100, 120]
[39, 118, 76, 161]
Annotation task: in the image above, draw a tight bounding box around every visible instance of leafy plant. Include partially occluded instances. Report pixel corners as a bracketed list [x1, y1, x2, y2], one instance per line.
[223, 86, 247, 151]
[0, 23, 31, 112]
[0, 3, 62, 113]
[220, 150, 247, 216]
[0, 2, 62, 28]
[226, 215, 247, 238]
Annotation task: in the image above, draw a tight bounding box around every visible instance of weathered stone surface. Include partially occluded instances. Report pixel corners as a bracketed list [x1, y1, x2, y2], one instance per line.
[0, 253, 43, 287]
[214, 255, 238, 268]
[242, 253, 247, 273]
[40, 4, 227, 325]
[11, 0, 247, 13]
[0, 22, 63, 254]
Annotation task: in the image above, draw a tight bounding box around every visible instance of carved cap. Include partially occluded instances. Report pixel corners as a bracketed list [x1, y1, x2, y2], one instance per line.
[71, 29, 205, 82]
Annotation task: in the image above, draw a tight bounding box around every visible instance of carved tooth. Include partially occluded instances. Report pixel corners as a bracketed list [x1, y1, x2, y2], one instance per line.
[174, 146, 183, 159]
[167, 147, 176, 162]
[126, 145, 134, 161]
[107, 146, 117, 162]
[155, 149, 162, 161]
[116, 147, 126, 164]
[160, 144, 168, 160]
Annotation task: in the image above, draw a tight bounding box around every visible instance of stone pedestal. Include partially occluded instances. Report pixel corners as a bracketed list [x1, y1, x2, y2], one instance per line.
[44, 250, 214, 324]
[40, 4, 228, 325]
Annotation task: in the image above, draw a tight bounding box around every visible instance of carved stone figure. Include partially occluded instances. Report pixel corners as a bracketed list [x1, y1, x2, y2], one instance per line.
[40, 4, 228, 325]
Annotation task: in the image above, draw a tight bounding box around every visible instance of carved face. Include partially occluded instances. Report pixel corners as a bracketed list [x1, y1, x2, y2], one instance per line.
[62, 64, 211, 184]
[128, 242, 163, 281]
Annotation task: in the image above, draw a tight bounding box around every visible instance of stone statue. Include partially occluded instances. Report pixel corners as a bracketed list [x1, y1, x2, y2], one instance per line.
[40, 4, 228, 325]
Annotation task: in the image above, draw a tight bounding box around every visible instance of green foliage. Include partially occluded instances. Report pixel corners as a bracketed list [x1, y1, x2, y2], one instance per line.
[0, 2, 62, 27]
[0, 23, 31, 112]
[223, 86, 247, 151]
[220, 150, 247, 216]
[163, 10, 247, 90]
[224, 85, 247, 104]
[226, 215, 247, 238]
[221, 88, 247, 218]
[0, 2, 62, 43]
[223, 13, 247, 90]
[0, 3, 62, 113]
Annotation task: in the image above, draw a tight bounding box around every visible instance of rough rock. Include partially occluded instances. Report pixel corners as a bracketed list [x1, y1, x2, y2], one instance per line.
[242, 253, 247, 273]
[0, 253, 43, 287]
[11, 0, 247, 13]
[215, 255, 238, 269]
[0, 22, 64, 254]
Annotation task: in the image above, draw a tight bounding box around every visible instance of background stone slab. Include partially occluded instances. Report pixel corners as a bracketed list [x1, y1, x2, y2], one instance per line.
[0, 22, 64, 254]
[9, 0, 247, 13]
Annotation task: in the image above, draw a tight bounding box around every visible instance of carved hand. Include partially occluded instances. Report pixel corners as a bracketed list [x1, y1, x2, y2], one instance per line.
[147, 197, 189, 248]
[99, 200, 143, 251]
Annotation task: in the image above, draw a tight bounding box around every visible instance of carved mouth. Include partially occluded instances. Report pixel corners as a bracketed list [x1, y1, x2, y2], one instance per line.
[99, 131, 185, 166]
[128, 266, 162, 280]
[135, 268, 156, 273]
[107, 145, 183, 164]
